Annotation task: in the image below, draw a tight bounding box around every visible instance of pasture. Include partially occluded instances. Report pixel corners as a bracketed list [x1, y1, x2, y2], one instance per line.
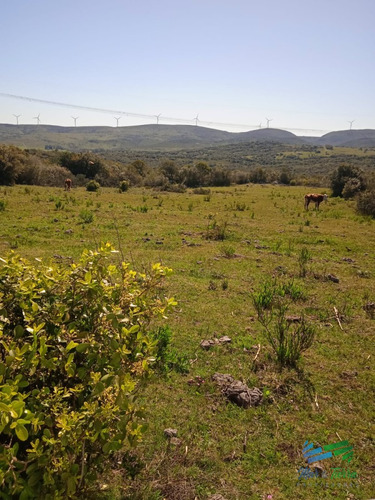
[0, 184, 374, 499]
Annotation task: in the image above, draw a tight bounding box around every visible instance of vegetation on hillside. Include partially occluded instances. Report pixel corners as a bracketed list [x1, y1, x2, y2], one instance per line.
[1, 143, 375, 194]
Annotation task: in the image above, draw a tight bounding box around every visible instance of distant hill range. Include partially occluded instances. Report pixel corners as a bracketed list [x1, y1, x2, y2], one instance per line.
[1, 123, 375, 151]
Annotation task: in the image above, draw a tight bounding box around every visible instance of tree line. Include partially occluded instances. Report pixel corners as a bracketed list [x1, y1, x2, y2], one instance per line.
[0, 144, 374, 216]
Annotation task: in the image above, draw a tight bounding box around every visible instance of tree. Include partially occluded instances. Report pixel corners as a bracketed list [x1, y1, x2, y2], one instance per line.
[249, 167, 268, 184]
[59, 152, 103, 179]
[330, 164, 366, 197]
[159, 159, 181, 184]
[0, 145, 25, 185]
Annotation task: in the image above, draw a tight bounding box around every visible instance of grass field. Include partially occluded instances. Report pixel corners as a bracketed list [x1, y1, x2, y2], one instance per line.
[0, 184, 374, 500]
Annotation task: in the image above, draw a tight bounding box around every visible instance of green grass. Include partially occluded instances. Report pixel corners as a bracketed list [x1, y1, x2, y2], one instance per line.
[0, 184, 374, 499]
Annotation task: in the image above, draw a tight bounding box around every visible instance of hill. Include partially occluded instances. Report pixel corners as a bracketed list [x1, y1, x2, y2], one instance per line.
[317, 129, 375, 147]
[1, 123, 375, 151]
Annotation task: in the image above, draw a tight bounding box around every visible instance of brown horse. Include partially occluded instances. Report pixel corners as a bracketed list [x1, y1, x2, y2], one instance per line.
[304, 193, 327, 210]
[64, 178, 72, 191]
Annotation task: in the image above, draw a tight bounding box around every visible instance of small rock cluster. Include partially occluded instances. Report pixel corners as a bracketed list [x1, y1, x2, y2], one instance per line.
[200, 336, 232, 350]
[212, 373, 263, 408]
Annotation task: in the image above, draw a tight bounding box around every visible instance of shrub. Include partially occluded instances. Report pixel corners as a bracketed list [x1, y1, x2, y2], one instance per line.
[0, 145, 26, 185]
[0, 244, 175, 498]
[356, 189, 375, 218]
[330, 164, 366, 197]
[119, 180, 130, 192]
[86, 180, 100, 192]
[0, 200, 5, 211]
[342, 178, 362, 199]
[59, 152, 103, 179]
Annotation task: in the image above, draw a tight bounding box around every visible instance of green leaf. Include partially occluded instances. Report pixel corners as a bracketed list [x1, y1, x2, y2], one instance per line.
[76, 342, 90, 353]
[15, 423, 29, 441]
[0, 402, 10, 413]
[14, 325, 25, 338]
[66, 340, 78, 352]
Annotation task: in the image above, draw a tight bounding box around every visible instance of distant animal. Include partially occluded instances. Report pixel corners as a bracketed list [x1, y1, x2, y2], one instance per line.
[64, 178, 72, 191]
[304, 193, 327, 210]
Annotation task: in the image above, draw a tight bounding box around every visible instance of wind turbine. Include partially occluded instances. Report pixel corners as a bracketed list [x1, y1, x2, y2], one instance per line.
[155, 113, 161, 125]
[72, 116, 78, 127]
[266, 117, 273, 128]
[13, 114, 21, 125]
[194, 114, 199, 126]
[33, 114, 41, 125]
[258, 122, 262, 129]
[114, 116, 121, 127]
[348, 120, 355, 130]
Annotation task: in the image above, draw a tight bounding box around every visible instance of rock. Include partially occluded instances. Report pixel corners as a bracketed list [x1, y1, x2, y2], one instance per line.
[212, 373, 235, 385]
[212, 373, 262, 408]
[201, 336, 232, 349]
[164, 428, 178, 438]
[327, 274, 340, 283]
[286, 315, 302, 323]
[363, 302, 375, 318]
[218, 336, 232, 344]
[224, 381, 263, 408]
[200, 339, 216, 350]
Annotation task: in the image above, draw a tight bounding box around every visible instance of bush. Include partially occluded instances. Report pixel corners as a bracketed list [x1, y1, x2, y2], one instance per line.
[86, 180, 100, 192]
[330, 164, 366, 197]
[357, 189, 375, 217]
[342, 178, 362, 199]
[0, 244, 175, 498]
[249, 167, 268, 184]
[0, 145, 26, 185]
[59, 152, 103, 179]
[119, 180, 130, 192]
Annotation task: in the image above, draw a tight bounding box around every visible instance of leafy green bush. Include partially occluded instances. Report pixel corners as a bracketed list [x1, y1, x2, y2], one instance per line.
[0, 244, 175, 498]
[86, 180, 100, 192]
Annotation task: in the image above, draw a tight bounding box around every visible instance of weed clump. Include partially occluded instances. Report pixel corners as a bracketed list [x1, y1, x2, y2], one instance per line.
[252, 278, 314, 368]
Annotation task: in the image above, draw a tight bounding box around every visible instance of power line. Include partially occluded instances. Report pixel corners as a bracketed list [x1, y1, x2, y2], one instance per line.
[0, 91, 330, 134]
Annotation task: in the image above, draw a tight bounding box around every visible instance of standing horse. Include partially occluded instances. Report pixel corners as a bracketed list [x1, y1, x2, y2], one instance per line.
[64, 178, 72, 191]
[304, 193, 327, 210]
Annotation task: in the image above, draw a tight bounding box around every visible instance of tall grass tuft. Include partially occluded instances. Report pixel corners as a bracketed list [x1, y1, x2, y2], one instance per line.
[298, 246, 311, 277]
[252, 279, 314, 368]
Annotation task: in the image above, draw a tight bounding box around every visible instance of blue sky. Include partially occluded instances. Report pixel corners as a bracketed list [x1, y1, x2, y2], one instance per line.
[1, 0, 374, 135]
